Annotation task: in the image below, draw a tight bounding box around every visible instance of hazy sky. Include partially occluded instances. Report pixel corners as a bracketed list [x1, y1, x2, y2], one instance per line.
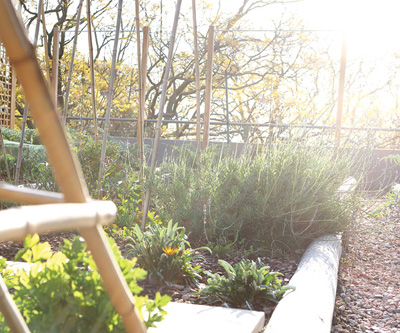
[213, 0, 400, 59]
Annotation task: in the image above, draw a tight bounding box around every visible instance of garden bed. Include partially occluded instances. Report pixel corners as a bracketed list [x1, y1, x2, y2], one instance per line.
[0, 231, 300, 325]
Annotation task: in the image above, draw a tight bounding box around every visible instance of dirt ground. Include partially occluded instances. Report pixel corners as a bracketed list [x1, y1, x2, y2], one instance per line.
[2, 205, 398, 332]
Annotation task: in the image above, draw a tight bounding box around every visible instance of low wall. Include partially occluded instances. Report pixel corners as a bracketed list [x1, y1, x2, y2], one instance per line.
[113, 137, 400, 191]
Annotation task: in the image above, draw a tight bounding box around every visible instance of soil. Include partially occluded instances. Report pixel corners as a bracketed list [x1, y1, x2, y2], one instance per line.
[2, 204, 398, 332]
[331, 205, 400, 333]
[0, 230, 300, 326]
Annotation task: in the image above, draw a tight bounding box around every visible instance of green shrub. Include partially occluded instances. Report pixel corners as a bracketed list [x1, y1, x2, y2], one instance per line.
[0, 127, 142, 202]
[1, 127, 24, 143]
[153, 142, 360, 252]
[0, 127, 41, 145]
[127, 220, 210, 286]
[198, 258, 292, 310]
[0, 234, 170, 332]
[72, 132, 141, 199]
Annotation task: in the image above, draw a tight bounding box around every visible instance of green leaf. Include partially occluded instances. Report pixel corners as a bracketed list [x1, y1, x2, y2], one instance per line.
[218, 260, 235, 279]
[23, 233, 40, 249]
[31, 242, 53, 263]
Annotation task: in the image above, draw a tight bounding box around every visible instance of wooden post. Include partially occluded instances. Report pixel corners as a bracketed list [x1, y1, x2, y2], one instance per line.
[14, 0, 42, 185]
[134, 0, 145, 216]
[135, 0, 142, 145]
[192, 0, 201, 155]
[0, 1, 147, 331]
[335, 34, 347, 148]
[0, 182, 64, 205]
[86, 0, 99, 144]
[202, 25, 214, 150]
[139, 26, 149, 230]
[0, 277, 30, 333]
[62, 0, 84, 126]
[51, 25, 60, 109]
[41, 1, 51, 84]
[142, 0, 182, 227]
[10, 66, 16, 128]
[0, 128, 11, 180]
[97, 0, 123, 192]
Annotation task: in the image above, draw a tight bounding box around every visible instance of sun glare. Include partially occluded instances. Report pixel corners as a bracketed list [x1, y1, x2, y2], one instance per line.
[302, 0, 400, 58]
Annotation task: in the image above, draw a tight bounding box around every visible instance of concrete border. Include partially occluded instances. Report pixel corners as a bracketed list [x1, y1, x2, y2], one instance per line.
[265, 234, 342, 333]
[149, 301, 265, 333]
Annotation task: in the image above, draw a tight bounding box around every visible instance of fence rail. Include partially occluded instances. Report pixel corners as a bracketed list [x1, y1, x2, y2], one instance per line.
[13, 114, 400, 133]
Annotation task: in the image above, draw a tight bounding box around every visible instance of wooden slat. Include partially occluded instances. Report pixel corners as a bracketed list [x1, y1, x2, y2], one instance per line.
[62, 0, 84, 125]
[0, 182, 64, 205]
[0, 277, 29, 332]
[142, 0, 183, 227]
[86, 0, 99, 143]
[202, 25, 214, 150]
[0, 201, 116, 242]
[192, 0, 202, 155]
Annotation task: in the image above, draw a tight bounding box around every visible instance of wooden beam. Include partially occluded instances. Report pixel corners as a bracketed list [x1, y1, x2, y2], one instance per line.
[0, 201, 116, 242]
[335, 34, 347, 148]
[62, 0, 84, 125]
[139, 26, 149, 230]
[202, 25, 214, 150]
[0, 277, 29, 333]
[0, 182, 65, 204]
[192, 0, 201, 156]
[86, 0, 99, 143]
[10, 66, 16, 129]
[141, 0, 182, 227]
[41, 1, 50, 84]
[97, 0, 123, 191]
[135, 0, 142, 146]
[51, 25, 60, 109]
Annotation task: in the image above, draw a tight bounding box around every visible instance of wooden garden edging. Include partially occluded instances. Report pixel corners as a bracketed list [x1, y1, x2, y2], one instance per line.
[266, 177, 356, 333]
[265, 234, 342, 333]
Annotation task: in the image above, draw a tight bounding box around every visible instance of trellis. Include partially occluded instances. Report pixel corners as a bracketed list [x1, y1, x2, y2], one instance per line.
[0, 0, 145, 331]
[0, 42, 14, 128]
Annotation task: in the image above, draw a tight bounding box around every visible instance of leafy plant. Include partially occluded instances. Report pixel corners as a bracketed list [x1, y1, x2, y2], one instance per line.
[199, 258, 292, 310]
[153, 142, 363, 252]
[372, 183, 400, 219]
[127, 220, 210, 286]
[0, 234, 170, 332]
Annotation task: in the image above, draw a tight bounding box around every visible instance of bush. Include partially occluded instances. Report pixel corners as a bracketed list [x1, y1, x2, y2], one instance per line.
[152, 142, 360, 252]
[0, 234, 170, 331]
[127, 220, 210, 286]
[199, 258, 292, 310]
[72, 132, 141, 198]
[0, 128, 142, 204]
[0, 127, 41, 145]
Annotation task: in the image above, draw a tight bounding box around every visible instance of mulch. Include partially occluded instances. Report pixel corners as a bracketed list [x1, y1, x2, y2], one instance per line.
[2, 206, 398, 332]
[0, 230, 300, 325]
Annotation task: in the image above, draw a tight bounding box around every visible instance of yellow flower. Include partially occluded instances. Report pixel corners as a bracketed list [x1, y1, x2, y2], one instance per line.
[162, 247, 179, 256]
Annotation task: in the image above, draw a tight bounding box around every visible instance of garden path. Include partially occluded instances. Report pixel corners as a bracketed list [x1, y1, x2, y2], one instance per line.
[331, 209, 400, 332]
